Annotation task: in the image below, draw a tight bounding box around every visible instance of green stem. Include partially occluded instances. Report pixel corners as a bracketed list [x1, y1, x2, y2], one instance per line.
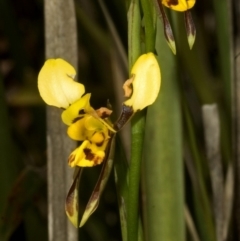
[114, 136, 129, 241]
[127, 1, 143, 241]
[128, 111, 146, 241]
[140, 0, 155, 52]
[128, 0, 141, 69]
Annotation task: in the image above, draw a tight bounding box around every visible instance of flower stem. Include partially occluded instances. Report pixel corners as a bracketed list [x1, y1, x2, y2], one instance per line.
[128, 0, 141, 69]
[127, 1, 143, 241]
[140, 0, 155, 52]
[128, 111, 146, 241]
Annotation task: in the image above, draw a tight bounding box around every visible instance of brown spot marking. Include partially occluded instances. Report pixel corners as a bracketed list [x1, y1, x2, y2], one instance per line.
[93, 156, 102, 165]
[96, 107, 112, 118]
[72, 116, 84, 124]
[101, 112, 110, 119]
[78, 109, 85, 115]
[123, 76, 134, 97]
[166, 0, 178, 6]
[84, 148, 95, 161]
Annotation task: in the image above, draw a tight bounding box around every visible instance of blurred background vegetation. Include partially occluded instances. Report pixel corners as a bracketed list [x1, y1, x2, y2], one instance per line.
[0, 0, 238, 241]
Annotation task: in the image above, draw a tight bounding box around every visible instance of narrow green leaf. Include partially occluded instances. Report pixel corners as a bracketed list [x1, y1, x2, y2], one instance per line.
[183, 102, 216, 241]
[142, 17, 184, 241]
[212, 0, 233, 111]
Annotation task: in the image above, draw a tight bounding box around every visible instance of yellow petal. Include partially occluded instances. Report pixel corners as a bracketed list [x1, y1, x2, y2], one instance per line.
[91, 132, 105, 145]
[162, 0, 195, 11]
[61, 94, 94, 125]
[84, 115, 106, 131]
[124, 53, 161, 111]
[38, 58, 85, 108]
[67, 114, 107, 141]
[67, 117, 93, 141]
[68, 140, 106, 167]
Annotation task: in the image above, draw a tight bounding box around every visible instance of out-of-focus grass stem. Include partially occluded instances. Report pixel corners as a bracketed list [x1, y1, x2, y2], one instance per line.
[183, 101, 215, 241]
[202, 104, 224, 241]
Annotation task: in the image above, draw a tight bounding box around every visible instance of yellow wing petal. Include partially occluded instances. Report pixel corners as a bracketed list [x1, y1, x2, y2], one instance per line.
[61, 94, 93, 125]
[124, 53, 161, 111]
[38, 58, 85, 108]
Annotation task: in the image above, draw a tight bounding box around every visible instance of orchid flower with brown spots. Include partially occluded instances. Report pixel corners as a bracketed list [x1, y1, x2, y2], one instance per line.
[38, 53, 161, 227]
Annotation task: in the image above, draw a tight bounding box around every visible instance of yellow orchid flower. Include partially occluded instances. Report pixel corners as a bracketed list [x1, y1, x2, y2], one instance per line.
[114, 53, 161, 131]
[38, 58, 115, 168]
[161, 0, 195, 12]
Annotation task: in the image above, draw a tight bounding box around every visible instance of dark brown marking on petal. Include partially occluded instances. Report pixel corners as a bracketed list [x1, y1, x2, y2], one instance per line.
[84, 148, 95, 161]
[93, 156, 102, 165]
[101, 112, 110, 119]
[96, 141, 104, 147]
[166, 0, 178, 6]
[114, 105, 134, 131]
[78, 109, 85, 115]
[72, 116, 84, 124]
[96, 107, 112, 118]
